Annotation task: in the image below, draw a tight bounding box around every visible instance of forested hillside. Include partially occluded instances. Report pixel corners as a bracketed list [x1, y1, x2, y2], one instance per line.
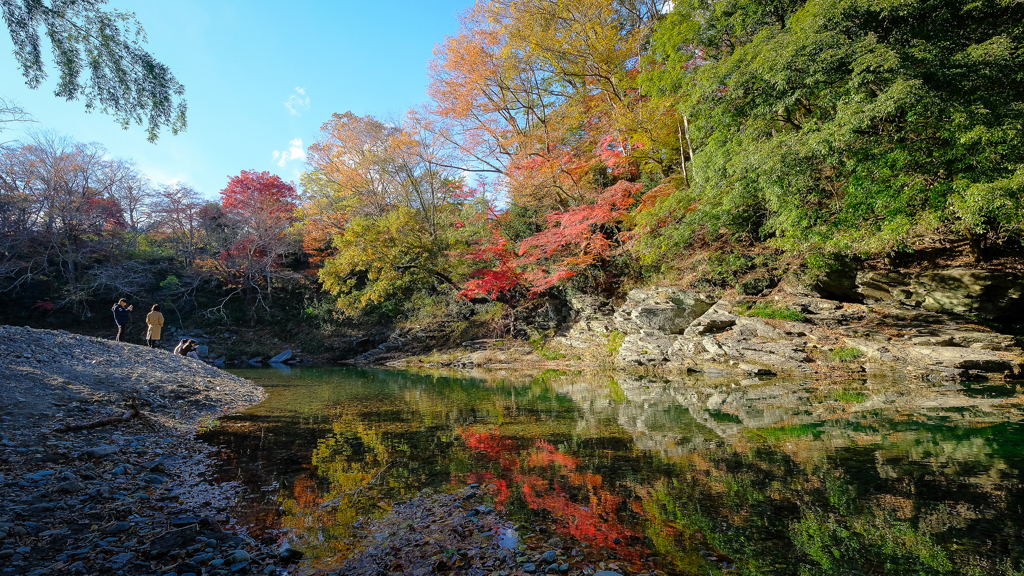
[2, 0, 1022, 352]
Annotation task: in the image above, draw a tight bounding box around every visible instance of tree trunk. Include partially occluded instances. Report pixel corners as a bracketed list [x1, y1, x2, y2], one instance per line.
[965, 230, 985, 263]
[677, 122, 688, 187]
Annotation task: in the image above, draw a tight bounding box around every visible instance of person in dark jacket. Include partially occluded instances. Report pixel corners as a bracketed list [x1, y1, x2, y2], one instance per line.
[175, 339, 200, 359]
[112, 299, 134, 342]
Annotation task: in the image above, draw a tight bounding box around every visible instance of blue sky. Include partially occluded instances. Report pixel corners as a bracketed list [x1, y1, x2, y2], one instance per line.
[0, 0, 472, 199]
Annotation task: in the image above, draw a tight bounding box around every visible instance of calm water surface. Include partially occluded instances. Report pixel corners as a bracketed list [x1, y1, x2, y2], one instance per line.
[198, 366, 1024, 575]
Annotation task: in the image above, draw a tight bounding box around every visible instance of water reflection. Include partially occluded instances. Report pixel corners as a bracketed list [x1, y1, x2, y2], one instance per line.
[199, 367, 1024, 575]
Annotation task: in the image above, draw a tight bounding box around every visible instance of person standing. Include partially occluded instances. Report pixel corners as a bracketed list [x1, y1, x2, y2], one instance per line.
[145, 304, 165, 348]
[112, 299, 133, 342]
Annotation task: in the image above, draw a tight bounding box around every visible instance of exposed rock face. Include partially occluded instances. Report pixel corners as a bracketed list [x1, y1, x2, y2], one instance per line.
[556, 284, 1023, 381]
[558, 288, 715, 355]
[611, 288, 716, 334]
[816, 267, 1023, 322]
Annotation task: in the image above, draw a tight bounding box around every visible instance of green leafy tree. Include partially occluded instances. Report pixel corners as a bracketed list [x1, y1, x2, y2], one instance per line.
[640, 0, 1024, 262]
[1, 0, 187, 142]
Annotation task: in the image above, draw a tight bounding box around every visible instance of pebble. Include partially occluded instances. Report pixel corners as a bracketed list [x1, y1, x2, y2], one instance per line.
[82, 445, 119, 459]
[106, 522, 131, 534]
[523, 563, 537, 573]
[225, 549, 251, 564]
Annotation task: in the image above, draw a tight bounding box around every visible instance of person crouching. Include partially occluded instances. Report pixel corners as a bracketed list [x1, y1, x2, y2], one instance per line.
[175, 338, 200, 359]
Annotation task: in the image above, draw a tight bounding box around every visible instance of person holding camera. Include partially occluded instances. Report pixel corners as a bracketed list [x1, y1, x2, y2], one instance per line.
[112, 298, 134, 342]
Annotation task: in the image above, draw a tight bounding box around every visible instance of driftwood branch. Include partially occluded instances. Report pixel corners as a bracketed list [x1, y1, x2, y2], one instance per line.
[56, 397, 140, 433]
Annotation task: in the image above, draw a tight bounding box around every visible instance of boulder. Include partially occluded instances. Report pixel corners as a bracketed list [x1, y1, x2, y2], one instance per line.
[616, 331, 676, 366]
[613, 288, 717, 334]
[247, 356, 263, 365]
[82, 445, 118, 459]
[195, 345, 209, 358]
[269, 350, 292, 363]
[148, 526, 201, 556]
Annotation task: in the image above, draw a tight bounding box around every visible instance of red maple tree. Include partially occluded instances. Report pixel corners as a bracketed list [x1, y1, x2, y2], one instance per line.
[514, 180, 642, 292]
[205, 170, 299, 320]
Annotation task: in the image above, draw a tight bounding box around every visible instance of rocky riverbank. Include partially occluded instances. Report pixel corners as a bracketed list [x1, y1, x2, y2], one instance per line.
[0, 326, 277, 576]
[386, 280, 1023, 382]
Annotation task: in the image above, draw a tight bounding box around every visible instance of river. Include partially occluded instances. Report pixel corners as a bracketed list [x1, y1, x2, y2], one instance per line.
[198, 366, 1024, 575]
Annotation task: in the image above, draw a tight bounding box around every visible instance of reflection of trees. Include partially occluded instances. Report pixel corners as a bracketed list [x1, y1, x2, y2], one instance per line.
[271, 373, 579, 568]
[460, 427, 647, 565]
[634, 437, 1024, 576]
[215, 368, 1024, 575]
[278, 417, 456, 567]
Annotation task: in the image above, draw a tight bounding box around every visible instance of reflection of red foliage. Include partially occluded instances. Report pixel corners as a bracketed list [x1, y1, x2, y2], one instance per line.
[527, 440, 579, 470]
[458, 428, 644, 565]
[520, 474, 638, 556]
[31, 301, 54, 312]
[462, 429, 521, 460]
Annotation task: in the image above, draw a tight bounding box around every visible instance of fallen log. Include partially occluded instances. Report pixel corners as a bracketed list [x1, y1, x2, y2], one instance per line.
[56, 397, 140, 433]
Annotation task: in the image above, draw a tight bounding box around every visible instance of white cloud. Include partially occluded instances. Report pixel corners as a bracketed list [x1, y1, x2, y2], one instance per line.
[273, 137, 306, 168]
[284, 86, 310, 116]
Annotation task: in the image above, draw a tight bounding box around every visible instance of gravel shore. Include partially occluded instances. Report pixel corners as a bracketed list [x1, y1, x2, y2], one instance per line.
[0, 326, 274, 576]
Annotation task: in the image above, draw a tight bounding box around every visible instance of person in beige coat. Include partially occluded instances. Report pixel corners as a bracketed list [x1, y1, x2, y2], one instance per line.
[145, 304, 165, 349]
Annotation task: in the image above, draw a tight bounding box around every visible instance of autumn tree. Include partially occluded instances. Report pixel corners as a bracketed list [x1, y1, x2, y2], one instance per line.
[152, 182, 204, 266]
[426, 0, 663, 212]
[305, 113, 488, 316]
[205, 170, 298, 321]
[420, 0, 673, 298]
[0, 132, 175, 313]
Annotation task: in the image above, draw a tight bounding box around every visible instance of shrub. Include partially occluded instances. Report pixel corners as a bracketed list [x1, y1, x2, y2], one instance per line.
[829, 347, 863, 363]
[735, 302, 806, 322]
[736, 276, 776, 296]
[529, 334, 565, 360]
[606, 330, 626, 356]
